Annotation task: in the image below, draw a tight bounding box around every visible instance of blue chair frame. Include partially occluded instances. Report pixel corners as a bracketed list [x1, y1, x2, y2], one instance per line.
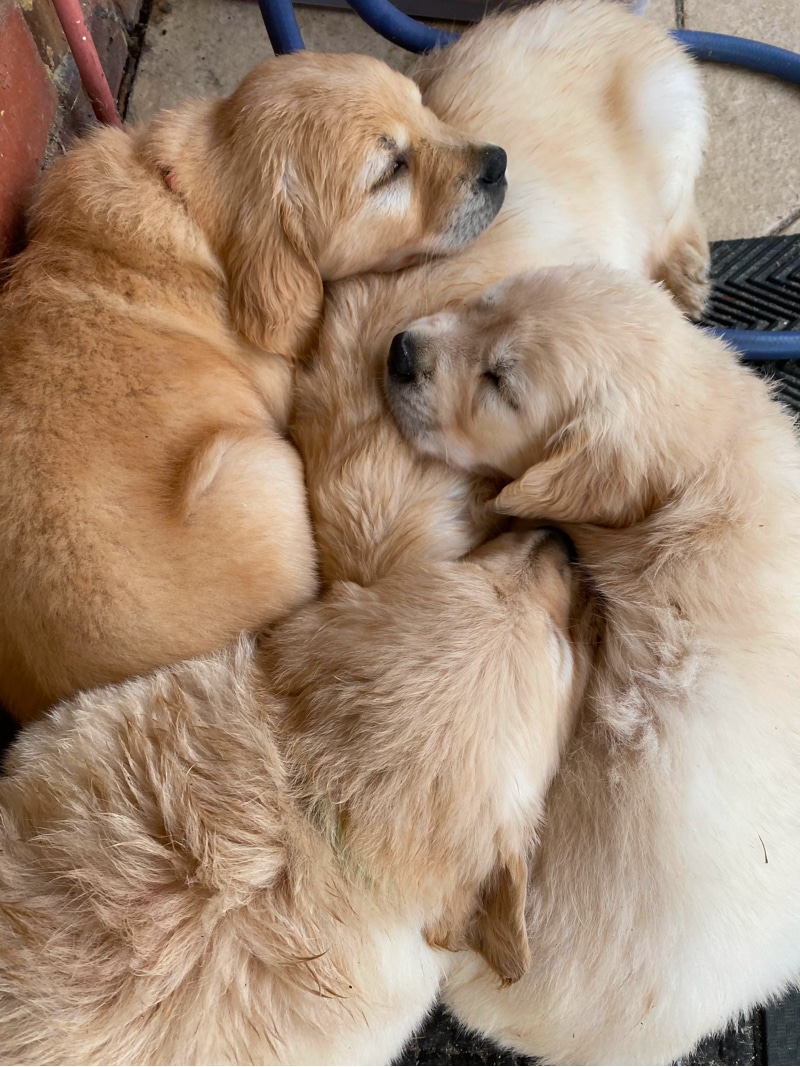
[256, 0, 800, 361]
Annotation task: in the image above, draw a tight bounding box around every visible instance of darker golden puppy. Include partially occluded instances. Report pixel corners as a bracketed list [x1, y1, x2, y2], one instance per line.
[0, 51, 506, 720]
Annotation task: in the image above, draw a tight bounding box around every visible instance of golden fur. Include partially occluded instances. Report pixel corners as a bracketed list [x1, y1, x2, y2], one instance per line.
[0, 527, 589, 1064]
[292, 0, 710, 594]
[0, 4, 717, 1062]
[0, 51, 505, 721]
[387, 265, 800, 1064]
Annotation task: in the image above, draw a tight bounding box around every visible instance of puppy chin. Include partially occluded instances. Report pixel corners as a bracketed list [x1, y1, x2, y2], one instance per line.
[384, 386, 489, 473]
[437, 181, 507, 253]
[385, 378, 436, 451]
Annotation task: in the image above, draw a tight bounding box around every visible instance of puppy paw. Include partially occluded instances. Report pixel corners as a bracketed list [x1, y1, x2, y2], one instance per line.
[654, 222, 711, 322]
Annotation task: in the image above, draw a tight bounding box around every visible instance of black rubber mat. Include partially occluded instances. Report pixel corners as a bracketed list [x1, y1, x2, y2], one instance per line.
[702, 236, 800, 333]
[700, 234, 800, 412]
[396, 1006, 535, 1066]
[393, 1007, 763, 1066]
[765, 996, 800, 1067]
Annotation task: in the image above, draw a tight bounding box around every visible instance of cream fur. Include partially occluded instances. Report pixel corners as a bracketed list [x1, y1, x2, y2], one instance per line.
[0, 529, 588, 1065]
[387, 264, 800, 1065]
[295, 0, 710, 593]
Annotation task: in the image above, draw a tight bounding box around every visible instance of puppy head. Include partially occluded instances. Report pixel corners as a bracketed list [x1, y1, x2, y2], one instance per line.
[167, 53, 507, 356]
[385, 265, 720, 526]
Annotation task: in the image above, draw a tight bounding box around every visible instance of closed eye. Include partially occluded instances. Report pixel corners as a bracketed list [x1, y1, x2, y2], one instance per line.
[482, 367, 520, 411]
[372, 154, 409, 192]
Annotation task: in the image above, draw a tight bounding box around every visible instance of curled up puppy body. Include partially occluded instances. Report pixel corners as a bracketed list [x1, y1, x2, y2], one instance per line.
[0, 527, 590, 1065]
[386, 264, 800, 1064]
[0, 51, 506, 720]
[293, 0, 710, 593]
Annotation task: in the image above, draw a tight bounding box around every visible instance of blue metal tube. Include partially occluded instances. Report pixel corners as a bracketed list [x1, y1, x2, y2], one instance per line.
[258, 2, 800, 361]
[673, 29, 800, 85]
[258, 0, 305, 54]
[706, 329, 800, 361]
[344, 0, 455, 52]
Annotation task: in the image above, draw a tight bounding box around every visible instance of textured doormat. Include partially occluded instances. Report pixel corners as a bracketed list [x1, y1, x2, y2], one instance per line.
[700, 234, 800, 410]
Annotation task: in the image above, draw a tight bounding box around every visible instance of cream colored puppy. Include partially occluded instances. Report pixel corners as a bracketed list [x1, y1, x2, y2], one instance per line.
[413, 0, 710, 317]
[386, 264, 800, 1065]
[0, 527, 590, 1065]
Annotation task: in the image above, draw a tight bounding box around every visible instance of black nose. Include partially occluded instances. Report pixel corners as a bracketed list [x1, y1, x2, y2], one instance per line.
[478, 145, 507, 187]
[388, 331, 418, 385]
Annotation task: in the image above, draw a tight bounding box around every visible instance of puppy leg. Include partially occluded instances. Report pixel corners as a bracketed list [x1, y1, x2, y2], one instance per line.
[1, 430, 318, 721]
[634, 35, 710, 317]
[652, 203, 711, 320]
[165, 427, 320, 644]
[268, 529, 583, 984]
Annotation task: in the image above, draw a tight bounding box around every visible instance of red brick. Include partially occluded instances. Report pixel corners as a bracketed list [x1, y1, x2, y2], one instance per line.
[20, 0, 70, 71]
[0, 6, 56, 258]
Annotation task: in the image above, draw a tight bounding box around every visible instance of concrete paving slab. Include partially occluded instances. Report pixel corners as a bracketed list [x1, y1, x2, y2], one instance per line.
[643, 0, 676, 30]
[294, 5, 413, 68]
[685, 0, 800, 240]
[130, 0, 679, 123]
[128, 0, 272, 121]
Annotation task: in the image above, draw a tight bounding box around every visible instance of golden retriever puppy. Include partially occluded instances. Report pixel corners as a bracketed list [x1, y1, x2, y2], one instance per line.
[0, 52, 507, 721]
[385, 264, 800, 1065]
[293, 0, 709, 593]
[0, 527, 590, 1066]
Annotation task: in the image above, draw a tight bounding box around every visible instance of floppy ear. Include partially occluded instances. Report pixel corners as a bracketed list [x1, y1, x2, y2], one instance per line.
[423, 853, 531, 984]
[493, 423, 654, 528]
[465, 853, 531, 985]
[223, 164, 323, 357]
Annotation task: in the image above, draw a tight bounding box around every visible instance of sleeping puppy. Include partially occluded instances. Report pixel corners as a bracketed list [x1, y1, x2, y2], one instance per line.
[0, 51, 506, 721]
[0, 527, 590, 1065]
[386, 264, 800, 1065]
[293, 0, 710, 594]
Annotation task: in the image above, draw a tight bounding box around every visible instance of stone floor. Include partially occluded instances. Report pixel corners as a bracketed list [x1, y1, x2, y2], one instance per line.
[128, 0, 800, 242]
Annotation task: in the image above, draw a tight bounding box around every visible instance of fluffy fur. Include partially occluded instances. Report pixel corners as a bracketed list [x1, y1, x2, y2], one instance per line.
[0, 528, 589, 1065]
[0, 51, 506, 720]
[0, 5, 715, 1062]
[293, 0, 710, 593]
[386, 264, 800, 1065]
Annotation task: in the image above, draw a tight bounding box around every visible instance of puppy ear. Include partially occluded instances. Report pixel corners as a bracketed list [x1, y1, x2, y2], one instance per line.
[422, 854, 530, 985]
[493, 423, 654, 528]
[466, 853, 531, 985]
[494, 423, 595, 523]
[223, 162, 323, 357]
